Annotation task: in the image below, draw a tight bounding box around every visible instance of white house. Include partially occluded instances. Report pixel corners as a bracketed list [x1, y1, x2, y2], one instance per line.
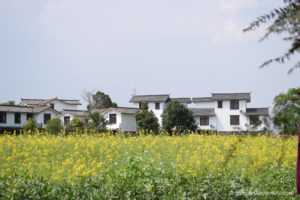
[129, 95, 170, 125]
[191, 93, 269, 132]
[0, 105, 60, 130]
[100, 107, 138, 132]
[129, 93, 269, 132]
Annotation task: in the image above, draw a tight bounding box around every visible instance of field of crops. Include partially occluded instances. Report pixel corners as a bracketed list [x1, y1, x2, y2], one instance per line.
[0, 133, 297, 199]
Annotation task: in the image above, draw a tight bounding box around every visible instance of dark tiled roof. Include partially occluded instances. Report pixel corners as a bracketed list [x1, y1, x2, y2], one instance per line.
[189, 108, 215, 116]
[211, 93, 251, 102]
[0, 105, 33, 113]
[171, 98, 192, 104]
[101, 107, 139, 115]
[246, 108, 269, 116]
[192, 97, 212, 103]
[129, 95, 169, 103]
[61, 109, 88, 117]
[20, 98, 81, 106]
[0, 105, 60, 114]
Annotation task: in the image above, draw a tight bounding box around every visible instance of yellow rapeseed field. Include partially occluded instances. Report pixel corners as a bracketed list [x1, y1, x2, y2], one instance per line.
[0, 133, 296, 182]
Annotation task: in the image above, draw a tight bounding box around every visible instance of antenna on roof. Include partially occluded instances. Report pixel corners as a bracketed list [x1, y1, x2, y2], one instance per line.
[132, 84, 136, 96]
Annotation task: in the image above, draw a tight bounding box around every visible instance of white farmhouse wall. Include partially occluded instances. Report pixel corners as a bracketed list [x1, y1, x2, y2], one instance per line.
[103, 111, 122, 131]
[215, 100, 248, 132]
[0, 113, 28, 128]
[192, 102, 215, 109]
[120, 113, 137, 132]
[60, 114, 86, 126]
[34, 110, 59, 128]
[194, 116, 217, 130]
[48, 100, 78, 112]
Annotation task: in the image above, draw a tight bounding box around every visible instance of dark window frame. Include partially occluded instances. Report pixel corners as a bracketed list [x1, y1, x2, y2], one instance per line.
[230, 100, 239, 110]
[200, 116, 209, 126]
[217, 101, 223, 108]
[27, 113, 33, 120]
[44, 113, 51, 124]
[0, 112, 7, 123]
[249, 115, 260, 125]
[64, 116, 71, 126]
[15, 113, 21, 124]
[155, 102, 160, 110]
[109, 114, 117, 124]
[50, 103, 54, 109]
[230, 115, 240, 125]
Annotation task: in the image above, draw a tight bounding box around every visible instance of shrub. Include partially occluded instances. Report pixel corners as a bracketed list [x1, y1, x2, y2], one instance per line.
[45, 118, 63, 134]
[135, 102, 159, 134]
[22, 118, 39, 132]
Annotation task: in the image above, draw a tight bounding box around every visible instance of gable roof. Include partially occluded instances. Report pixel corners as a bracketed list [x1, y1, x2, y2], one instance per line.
[192, 97, 212, 103]
[170, 98, 192, 104]
[0, 105, 33, 113]
[20, 98, 81, 106]
[101, 107, 139, 115]
[129, 95, 170, 103]
[189, 108, 215, 116]
[246, 108, 269, 116]
[211, 93, 251, 102]
[0, 105, 60, 114]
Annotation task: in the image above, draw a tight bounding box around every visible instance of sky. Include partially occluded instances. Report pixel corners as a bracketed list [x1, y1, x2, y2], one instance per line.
[0, 0, 299, 109]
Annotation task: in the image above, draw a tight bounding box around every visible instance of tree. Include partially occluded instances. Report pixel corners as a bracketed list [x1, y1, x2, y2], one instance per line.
[45, 118, 64, 134]
[135, 102, 159, 134]
[23, 118, 39, 133]
[273, 87, 300, 135]
[0, 101, 15, 106]
[83, 90, 118, 110]
[88, 112, 107, 132]
[244, 0, 300, 73]
[162, 101, 197, 134]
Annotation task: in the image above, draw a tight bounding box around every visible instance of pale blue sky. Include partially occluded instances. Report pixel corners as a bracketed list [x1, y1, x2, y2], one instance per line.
[0, 0, 299, 109]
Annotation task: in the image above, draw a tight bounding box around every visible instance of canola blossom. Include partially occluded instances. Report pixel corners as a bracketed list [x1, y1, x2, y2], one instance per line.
[0, 133, 297, 199]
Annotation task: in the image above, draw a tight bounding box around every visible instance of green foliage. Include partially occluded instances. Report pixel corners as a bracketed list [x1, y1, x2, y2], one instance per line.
[135, 102, 159, 133]
[22, 118, 39, 132]
[45, 118, 63, 135]
[244, 0, 300, 73]
[65, 118, 84, 133]
[88, 112, 107, 132]
[162, 101, 197, 133]
[273, 87, 300, 135]
[86, 91, 118, 110]
[0, 101, 15, 106]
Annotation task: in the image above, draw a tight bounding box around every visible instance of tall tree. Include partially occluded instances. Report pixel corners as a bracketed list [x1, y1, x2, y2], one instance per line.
[162, 101, 196, 134]
[273, 87, 300, 135]
[135, 102, 159, 134]
[244, 0, 300, 73]
[83, 90, 118, 110]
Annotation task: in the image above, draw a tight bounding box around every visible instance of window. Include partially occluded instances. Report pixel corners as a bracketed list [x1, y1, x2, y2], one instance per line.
[15, 113, 21, 124]
[230, 100, 239, 110]
[230, 115, 240, 125]
[109, 114, 117, 124]
[155, 102, 160, 110]
[200, 116, 209, 126]
[27, 113, 33, 120]
[0, 112, 6, 123]
[44, 114, 51, 124]
[50, 103, 54, 109]
[64, 116, 70, 126]
[218, 101, 223, 108]
[250, 115, 260, 125]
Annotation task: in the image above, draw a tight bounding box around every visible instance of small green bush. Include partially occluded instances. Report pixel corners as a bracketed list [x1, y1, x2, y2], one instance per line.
[45, 118, 63, 134]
